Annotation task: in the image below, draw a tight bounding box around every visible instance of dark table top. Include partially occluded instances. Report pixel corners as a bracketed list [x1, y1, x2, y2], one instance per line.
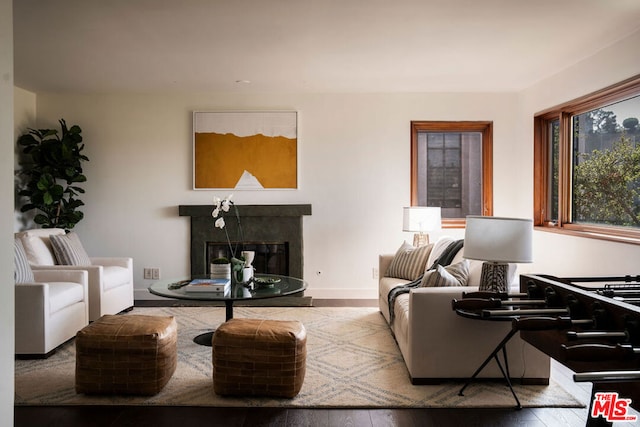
[148, 274, 307, 302]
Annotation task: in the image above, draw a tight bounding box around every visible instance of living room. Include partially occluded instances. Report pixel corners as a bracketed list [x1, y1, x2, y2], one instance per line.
[3, 1, 640, 426]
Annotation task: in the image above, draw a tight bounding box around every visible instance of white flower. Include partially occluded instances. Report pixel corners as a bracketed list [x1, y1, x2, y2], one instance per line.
[212, 195, 233, 218]
[211, 194, 241, 258]
[221, 194, 233, 212]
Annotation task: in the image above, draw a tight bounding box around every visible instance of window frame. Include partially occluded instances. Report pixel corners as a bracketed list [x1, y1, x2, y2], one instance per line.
[533, 74, 640, 244]
[410, 121, 493, 228]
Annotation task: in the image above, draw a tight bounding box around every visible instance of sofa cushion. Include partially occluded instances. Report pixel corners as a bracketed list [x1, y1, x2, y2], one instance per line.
[14, 238, 34, 284]
[379, 276, 410, 323]
[49, 281, 85, 314]
[386, 242, 433, 281]
[103, 266, 131, 291]
[391, 293, 410, 341]
[50, 232, 92, 266]
[421, 260, 469, 287]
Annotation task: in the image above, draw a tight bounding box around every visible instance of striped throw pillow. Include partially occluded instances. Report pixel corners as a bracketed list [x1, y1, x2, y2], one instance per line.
[421, 260, 469, 287]
[385, 242, 432, 281]
[50, 232, 92, 266]
[14, 238, 35, 284]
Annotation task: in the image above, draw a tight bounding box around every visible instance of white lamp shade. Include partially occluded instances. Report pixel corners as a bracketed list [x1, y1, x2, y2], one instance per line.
[463, 216, 533, 263]
[403, 207, 441, 232]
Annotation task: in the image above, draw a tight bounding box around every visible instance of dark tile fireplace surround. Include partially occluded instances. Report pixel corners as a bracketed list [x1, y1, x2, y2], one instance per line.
[179, 204, 312, 278]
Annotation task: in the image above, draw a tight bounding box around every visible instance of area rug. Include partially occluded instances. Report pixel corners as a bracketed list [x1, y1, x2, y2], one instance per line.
[15, 306, 584, 408]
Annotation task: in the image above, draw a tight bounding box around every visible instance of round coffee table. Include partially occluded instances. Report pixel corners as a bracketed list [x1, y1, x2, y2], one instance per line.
[148, 274, 307, 346]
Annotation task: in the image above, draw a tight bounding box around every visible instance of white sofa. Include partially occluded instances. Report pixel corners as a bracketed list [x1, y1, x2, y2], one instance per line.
[15, 268, 89, 356]
[379, 237, 550, 384]
[16, 228, 134, 322]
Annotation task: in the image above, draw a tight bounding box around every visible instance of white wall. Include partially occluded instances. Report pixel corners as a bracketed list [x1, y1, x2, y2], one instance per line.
[1, 0, 14, 423]
[19, 29, 640, 304]
[31, 91, 519, 299]
[519, 29, 640, 277]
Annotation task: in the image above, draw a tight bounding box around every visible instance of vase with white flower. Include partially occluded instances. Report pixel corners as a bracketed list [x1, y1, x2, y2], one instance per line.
[211, 194, 252, 283]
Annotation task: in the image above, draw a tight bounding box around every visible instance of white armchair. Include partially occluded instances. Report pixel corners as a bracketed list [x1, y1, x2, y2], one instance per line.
[15, 237, 89, 357]
[15, 228, 134, 321]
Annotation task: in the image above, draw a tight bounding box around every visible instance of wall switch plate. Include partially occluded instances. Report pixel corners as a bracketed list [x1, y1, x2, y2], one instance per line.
[143, 268, 152, 279]
[152, 268, 160, 280]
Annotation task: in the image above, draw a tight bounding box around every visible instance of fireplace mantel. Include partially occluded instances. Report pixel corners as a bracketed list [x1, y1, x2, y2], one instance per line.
[179, 204, 312, 278]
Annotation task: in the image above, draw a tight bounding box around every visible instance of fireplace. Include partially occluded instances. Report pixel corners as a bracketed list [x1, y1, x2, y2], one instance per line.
[179, 204, 312, 278]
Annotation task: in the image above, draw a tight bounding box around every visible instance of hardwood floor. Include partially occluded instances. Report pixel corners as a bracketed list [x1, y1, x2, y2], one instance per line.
[14, 299, 640, 427]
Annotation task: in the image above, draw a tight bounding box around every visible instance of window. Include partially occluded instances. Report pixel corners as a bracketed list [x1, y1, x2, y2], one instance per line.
[534, 74, 640, 243]
[411, 121, 493, 227]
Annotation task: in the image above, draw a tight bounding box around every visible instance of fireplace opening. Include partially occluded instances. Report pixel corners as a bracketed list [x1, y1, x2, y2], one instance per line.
[207, 242, 289, 276]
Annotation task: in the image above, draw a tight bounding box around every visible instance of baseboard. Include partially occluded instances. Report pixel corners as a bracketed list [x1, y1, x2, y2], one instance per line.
[313, 299, 377, 307]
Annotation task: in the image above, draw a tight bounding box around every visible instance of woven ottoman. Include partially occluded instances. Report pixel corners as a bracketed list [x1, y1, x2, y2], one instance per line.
[75, 314, 177, 395]
[212, 318, 306, 398]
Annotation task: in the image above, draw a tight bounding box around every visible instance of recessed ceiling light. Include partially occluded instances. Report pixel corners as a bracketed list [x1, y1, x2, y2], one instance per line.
[235, 80, 251, 84]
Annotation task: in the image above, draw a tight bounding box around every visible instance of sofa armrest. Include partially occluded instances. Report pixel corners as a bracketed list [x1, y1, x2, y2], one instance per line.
[16, 282, 47, 309]
[33, 269, 88, 285]
[15, 283, 48, 340]
[90, 257, 133, 269]
[31, 264, 104, 303]
[31, 264, 103, 283]
[379, 254, 394, 278]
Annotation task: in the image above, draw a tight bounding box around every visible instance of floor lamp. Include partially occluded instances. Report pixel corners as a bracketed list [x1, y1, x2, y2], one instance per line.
[463, 216, 533, 292]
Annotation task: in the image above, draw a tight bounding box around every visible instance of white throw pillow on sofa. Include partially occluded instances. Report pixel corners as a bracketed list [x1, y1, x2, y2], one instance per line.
[425, 236, 457, 269]
[17, 228, 66, 265]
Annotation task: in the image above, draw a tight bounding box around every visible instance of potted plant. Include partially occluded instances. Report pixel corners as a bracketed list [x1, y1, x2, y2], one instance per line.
[212, 194, 251, 283]
[17, 119, 89, 230]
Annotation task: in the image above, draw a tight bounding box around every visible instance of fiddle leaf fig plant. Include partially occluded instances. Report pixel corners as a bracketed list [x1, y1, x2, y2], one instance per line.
[17, 119, 89, 230]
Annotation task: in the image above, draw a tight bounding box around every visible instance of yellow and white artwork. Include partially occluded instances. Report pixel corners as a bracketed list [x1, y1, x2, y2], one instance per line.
[193, 111, 297, 189]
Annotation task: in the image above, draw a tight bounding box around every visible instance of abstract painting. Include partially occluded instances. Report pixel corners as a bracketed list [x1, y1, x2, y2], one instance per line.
[193, 111, 297, 189]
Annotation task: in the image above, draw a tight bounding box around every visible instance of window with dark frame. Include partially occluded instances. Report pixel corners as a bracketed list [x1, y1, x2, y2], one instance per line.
[411, 121, 493, 227]
[533, 74, 640, 244]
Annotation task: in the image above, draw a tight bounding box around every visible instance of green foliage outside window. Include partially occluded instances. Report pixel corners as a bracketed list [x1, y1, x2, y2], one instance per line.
[573, 108, 640, 227]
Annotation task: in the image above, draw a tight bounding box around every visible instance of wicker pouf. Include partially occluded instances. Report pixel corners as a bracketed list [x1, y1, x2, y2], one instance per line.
[75, 314, 177, 395]
[212, 318, 307, 398]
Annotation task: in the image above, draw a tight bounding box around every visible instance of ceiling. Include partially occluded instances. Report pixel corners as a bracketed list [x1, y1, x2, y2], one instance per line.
[13, 0, 640, 94]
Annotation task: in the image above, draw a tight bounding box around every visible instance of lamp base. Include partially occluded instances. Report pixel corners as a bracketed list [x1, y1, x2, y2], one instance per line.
[479, 262, 509, 293]
[412, 233, 429, 247]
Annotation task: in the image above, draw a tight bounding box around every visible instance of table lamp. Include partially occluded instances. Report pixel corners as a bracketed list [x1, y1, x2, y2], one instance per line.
[403, 207, 442, 247]
[463, 216, 533, 292]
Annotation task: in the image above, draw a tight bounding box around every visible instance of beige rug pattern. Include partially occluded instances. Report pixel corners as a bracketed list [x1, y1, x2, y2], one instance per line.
[15, 306, 584, 408]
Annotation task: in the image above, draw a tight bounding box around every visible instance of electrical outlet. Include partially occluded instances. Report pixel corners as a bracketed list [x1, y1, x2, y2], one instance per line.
[143, 268, 152, 279]
[152, 268, 160, 280]
[372, 268, 379, 279]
